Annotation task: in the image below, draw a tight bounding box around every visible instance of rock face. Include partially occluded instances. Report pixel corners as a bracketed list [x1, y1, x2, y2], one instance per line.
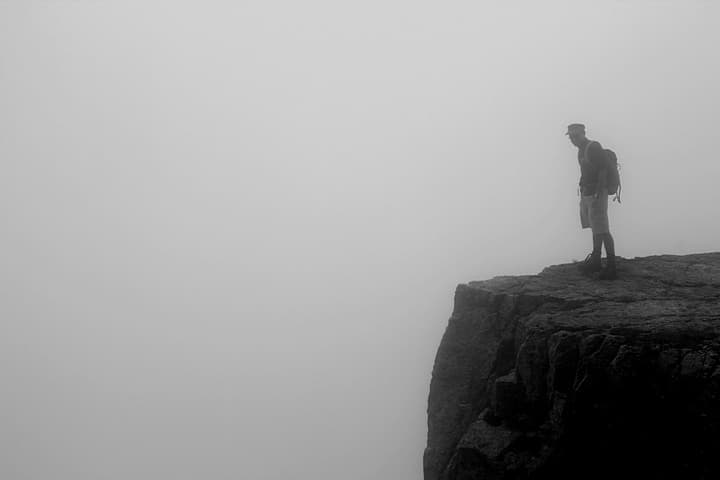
[425, 253, 720, 480]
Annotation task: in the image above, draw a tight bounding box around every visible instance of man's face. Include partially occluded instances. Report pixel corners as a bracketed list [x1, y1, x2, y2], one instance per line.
[568, 132, 585, 147]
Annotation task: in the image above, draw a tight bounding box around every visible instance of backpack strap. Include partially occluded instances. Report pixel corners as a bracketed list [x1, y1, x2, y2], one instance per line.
[583, 141, 595, 162]
[613, 164, 622, 203]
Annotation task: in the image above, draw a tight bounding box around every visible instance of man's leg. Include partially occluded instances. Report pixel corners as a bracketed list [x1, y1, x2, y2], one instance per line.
[579, 233, 603, 273]
[586, 192, 617, 279]
[602, 233, 615, 259]
[578, 195, 602, 272]
[599, 232, 617, 279]
[593, 234, 603, 256]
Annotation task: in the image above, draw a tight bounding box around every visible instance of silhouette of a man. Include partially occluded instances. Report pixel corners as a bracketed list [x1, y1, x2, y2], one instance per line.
[567, 123, 617, 280]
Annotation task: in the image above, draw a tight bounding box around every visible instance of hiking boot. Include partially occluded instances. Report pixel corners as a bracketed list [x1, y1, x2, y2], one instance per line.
[578, 252, 602, 274]
[599, 257, 617, 280]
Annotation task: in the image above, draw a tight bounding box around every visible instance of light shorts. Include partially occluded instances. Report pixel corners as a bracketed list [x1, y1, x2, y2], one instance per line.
[580, 191, 609, 234]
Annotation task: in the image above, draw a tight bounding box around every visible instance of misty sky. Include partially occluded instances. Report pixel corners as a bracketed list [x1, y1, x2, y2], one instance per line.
[2, 2, 719, 479]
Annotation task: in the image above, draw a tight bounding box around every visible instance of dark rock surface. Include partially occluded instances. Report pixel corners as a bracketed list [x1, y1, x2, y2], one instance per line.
[425, 253, 720, 480]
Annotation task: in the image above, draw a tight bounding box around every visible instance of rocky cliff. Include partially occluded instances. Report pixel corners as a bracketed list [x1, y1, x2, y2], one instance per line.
[425, 253, 720, 480]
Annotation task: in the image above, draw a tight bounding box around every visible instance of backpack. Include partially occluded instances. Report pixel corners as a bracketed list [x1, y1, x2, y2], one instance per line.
[583, 142, 622, 203]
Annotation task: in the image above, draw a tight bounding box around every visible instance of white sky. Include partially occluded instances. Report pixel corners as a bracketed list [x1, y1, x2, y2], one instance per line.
[2, 1, 719, 479]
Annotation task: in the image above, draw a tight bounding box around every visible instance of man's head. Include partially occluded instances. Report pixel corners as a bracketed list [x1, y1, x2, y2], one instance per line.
[566, 123, 587, 147]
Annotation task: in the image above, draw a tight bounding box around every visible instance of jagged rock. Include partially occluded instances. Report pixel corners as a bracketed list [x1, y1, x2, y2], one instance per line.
[425, 253, 720, 480]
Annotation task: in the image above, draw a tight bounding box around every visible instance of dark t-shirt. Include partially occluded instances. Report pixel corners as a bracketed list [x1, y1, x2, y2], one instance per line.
[578, 140, 605, 195]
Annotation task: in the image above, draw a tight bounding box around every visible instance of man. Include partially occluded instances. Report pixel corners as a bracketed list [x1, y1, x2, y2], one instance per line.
[566, 123, 617, 280]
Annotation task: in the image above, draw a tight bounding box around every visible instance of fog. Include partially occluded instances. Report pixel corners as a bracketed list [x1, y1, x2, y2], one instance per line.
[2, 1, 719, 479]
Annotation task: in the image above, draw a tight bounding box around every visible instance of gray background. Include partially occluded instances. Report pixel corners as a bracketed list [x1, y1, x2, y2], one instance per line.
[2, 1, 719, 479]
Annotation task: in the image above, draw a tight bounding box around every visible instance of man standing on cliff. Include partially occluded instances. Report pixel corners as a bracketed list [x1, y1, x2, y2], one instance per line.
[567, 123, 617, 280]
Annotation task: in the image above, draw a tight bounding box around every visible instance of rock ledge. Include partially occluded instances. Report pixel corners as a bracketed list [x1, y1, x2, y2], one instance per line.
[425, 253, 720, 480]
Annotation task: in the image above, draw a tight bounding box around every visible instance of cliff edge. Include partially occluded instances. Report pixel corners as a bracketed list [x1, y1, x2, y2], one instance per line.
[425, 253, 720, 480]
